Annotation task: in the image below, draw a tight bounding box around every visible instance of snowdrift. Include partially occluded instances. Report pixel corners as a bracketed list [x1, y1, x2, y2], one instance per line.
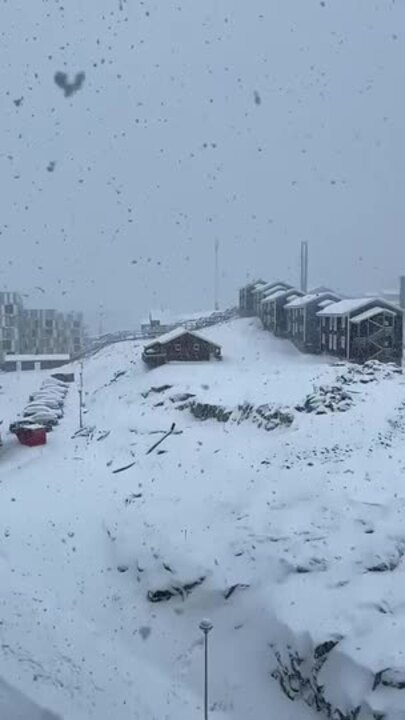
[1, 319, 405, 719]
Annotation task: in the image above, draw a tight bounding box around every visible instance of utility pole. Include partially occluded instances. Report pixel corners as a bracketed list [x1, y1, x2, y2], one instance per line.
[78, 361, 84, 429]
[199, 618, 213, 720]
[98, 304, 104, 337]
[214, 239, 219, 311]
[300, 241, 308, 293]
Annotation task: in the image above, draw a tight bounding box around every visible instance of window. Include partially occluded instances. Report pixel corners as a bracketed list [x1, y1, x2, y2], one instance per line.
[2, 340, 11, 351]
[45, 319, 53, 328]
[174, 343, 181, 351]
[73, 320, 80, 328]
[193, 343, 200, 351]
[4, 304, 14, 315]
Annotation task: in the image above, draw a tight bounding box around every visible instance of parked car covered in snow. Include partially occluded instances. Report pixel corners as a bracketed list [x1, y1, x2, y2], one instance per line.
[29, 393, 64, 407]
[22, 411, 58, 427]
[24, 403, 63, 419]
[42, 378, 69, 390]
[23, 404, 60, 421]
[40, 385, 67, 397]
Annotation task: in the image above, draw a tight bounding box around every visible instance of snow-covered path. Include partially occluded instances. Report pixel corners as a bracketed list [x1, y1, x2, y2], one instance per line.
[1, 319, 405, 719]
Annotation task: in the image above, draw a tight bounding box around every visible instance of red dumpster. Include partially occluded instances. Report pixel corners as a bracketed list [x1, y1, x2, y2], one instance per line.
[16, 426, 47, 447]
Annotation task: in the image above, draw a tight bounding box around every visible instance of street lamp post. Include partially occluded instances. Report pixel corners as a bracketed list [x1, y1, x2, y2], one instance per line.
[199, 618, 213, 720]
[78, 361, 84, 429]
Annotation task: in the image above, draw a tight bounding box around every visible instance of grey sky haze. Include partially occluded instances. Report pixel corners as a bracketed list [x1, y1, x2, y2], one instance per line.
[1, 0, 404, 331]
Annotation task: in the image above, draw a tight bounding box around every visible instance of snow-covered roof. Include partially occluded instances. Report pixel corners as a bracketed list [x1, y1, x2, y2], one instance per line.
[317, 297, 399, 317]
[144, 326, 221, 349]
[252, 279, 267, 289]
[263, 288, 302, 303]
[317, 298, 336, 309]
[350, 306, 397, 324]
[17, 423, 48, 430]
[4, 354, 70, 362]
[261, 286, 290, 304]
[285, 292, 340, 309]
[252, 283, 270, 295]
[253, 280, 288, 295]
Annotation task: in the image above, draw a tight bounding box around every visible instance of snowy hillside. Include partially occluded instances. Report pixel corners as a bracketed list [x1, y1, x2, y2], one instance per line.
[1, 318, 405, 719]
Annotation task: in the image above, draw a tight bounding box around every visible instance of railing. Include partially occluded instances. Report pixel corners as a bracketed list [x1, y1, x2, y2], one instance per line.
[72, 308, 238, 361]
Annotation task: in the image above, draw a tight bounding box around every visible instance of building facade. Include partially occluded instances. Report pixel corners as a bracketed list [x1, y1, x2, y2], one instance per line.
[0, 292, 85, 362]
[21, 309, 84, 356]
[0, 292, 24, 355]
[261, 288, 304, 335]
[255, 281, 291, 320]
[285, 292, 341, 353]
[317, 298, 403, 364]
[239, 280, 267, 317]
[238, 278, 404, 365]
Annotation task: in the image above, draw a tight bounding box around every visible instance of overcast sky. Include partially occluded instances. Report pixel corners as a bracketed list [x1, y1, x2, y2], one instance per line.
[1, 0, 404, 332]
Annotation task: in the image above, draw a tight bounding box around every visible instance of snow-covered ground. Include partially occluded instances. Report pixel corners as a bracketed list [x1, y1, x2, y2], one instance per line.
[1, 318, 405, 719]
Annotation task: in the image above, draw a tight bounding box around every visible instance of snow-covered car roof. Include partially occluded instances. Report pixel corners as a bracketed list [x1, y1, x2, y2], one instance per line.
[24, 405, 60, 417]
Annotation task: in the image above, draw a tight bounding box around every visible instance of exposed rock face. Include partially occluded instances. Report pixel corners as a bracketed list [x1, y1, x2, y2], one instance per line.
[177, 399, 294, 431]
[295, 385, 353, 414]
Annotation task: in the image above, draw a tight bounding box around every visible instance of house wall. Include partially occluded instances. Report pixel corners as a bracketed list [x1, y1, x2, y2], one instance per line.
[320, 303, 403, 363]
[320, 315, 348, 357]
[239, 284, 257, 316]
[287, 307, 305, 348]
[349, 311, 403, 364]
[305, 309, 322, 352]
[274, 294, 304, 336]
[262, 301, 276, 331]
[143, 332, 221, 365]
[274, 299, 290, 336]
[165, 334, 212, 361]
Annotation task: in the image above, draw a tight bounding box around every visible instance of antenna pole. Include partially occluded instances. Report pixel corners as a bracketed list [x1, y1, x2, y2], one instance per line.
[214, 239, 219, 311]
[300, 241, 308, 293]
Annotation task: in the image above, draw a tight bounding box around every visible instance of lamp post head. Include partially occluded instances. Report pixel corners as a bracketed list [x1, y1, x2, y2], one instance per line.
[199, 618, 213, 634]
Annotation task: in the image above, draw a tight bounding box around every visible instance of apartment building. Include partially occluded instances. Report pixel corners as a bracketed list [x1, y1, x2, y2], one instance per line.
[0, 292, 85, 362]
[21, 309, 84, 356]
[0, 292, 24, 355]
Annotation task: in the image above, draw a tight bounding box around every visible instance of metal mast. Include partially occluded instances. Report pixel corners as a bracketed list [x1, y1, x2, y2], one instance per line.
[214, 239, 219, 311]
[300, 241, 308, 293]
